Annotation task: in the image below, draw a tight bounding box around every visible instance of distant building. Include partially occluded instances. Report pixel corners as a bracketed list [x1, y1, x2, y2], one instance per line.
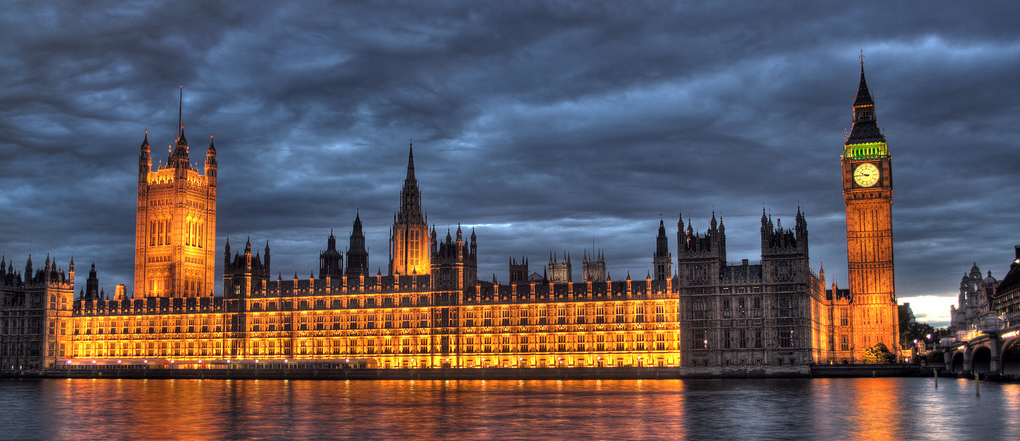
[899, 303, 916, 327]
[992, 246, 1020, 326]
[950, 263, 997, 336]
[0, 255, 75, 370]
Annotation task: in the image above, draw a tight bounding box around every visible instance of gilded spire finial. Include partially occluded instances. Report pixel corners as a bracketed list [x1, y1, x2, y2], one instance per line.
[859, 49, 865, 71]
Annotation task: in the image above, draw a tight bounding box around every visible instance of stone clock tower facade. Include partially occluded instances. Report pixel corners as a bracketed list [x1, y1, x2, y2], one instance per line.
[842, 61, 899, 359]
[134, 90, 217, 298]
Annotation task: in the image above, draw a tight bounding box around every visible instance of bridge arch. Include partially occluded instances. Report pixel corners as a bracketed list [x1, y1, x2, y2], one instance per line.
[950, 350, 965, 374]
[971, 345, 992, 374]
[1001, 338, 1020, 377]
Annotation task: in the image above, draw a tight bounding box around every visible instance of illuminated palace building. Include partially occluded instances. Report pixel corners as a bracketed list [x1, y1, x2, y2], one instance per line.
[1, 65, 898, 370]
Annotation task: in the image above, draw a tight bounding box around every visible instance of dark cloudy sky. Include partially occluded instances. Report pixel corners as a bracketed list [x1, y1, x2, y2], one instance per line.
[1, 1, 1017, 326]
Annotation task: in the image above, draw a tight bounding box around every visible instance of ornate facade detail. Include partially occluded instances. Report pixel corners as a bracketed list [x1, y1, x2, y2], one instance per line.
[582, 250, 607, 282]
[2, 68, 910, 371]
[547, 253, 572, 283]
[134, 89, 217, 298]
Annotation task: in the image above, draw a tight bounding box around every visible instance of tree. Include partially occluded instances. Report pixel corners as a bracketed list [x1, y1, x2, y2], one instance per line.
[900, 321, 936, 350]
[863, 343, 897, 364]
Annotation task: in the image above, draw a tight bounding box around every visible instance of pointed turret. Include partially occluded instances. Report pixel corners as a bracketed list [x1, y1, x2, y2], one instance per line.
[264, 241, 271, 277]
[470, 227, 477, 257]
[656, 218, 669, 256]
[654, 217, 672, 281]
[846, 58, 885, 146]
[397, 142, 424, 224]
[166, 86, 192, 170]
[205, 134, 218, 184]
[346, 211, 369, 277]
[319, 228, 343, 279]
[224, 238, 231, 269]
[390, 142, 430, 276]
[85, 262, 99, 301]
[139, 130, 152, 182]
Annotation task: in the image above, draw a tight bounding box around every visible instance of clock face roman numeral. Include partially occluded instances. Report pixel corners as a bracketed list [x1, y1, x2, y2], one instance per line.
[853, 163, 879, 187]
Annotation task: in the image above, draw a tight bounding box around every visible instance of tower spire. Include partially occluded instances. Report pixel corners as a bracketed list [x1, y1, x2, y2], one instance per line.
[841, 57, 898, 360]
[390, 140, 430, 276]
[407, 140, 416, 181]
[178, 84, 183, 139]
[397, 142, 423, 224]
[846, 54, 886, 151]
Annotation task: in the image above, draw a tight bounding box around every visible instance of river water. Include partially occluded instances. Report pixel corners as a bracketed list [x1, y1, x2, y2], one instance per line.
[1, 377, 1017, 440]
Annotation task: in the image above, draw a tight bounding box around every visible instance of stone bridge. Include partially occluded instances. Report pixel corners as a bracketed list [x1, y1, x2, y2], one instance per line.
[945, 316, 1020, 379]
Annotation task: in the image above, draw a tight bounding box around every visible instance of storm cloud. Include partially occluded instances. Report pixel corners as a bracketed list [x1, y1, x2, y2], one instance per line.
[1, 1, 1018, 326]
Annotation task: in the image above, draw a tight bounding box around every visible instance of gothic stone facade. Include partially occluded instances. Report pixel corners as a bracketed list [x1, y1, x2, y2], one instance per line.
[0, 256, 74, 370]
[675, 211, 825, 369]
[134, 106, 217, 299]
[3, 66, 901, 371]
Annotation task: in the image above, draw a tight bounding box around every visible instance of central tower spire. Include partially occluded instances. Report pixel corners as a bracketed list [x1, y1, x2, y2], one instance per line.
[135, 88, 217, 299]
[169, 85, 190, 169]
[397, 141, 423, 224]
[178, 84, 183, 140]
[390, 141, 431, 276]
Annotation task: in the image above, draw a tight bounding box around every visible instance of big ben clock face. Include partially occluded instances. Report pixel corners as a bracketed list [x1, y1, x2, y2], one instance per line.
[853, 163, 880, 187]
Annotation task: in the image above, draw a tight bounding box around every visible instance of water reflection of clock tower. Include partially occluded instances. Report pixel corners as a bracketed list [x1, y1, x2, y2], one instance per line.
[841, 61, 899, 360]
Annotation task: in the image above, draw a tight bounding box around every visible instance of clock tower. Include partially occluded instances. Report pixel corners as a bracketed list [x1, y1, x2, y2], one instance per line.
[842, 59, 899, 360]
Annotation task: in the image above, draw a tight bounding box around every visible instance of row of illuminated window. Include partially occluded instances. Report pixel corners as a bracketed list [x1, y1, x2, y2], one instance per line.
[73, 340, 225, 359]
[149, 218, 173, 246]
[248, 295, 433, 311]
[845, 142, 888, 159]
[65, 332, 678, 359]
[73, 316, 223, 335]
[244, 332, 676, 357]
[146, 217, 206, 248]
[67, 299, 675, 335]
[183, 218, 206, 248]
[148, 275, 206, 297]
